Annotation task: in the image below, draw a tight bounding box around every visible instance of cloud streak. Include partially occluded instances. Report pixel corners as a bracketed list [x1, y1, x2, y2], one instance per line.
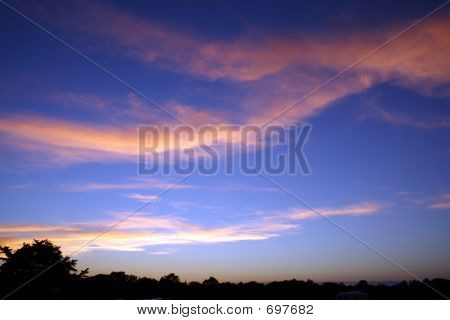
[363, 104, 450, 129]
[0, 201, 383, 253]
[0, 115, 137, 164]
[0, 214, 287, 253]
[428, 193, 450, 210]
[63, 178, 191, 192]
[0, 115, 234, 164]
[42, 0, 450, 87]
[126, 193, 160, 203]
[288, 202, 383, 220]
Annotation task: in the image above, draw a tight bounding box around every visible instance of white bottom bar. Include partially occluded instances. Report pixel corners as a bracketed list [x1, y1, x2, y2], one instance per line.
[1, 300, 449, 320]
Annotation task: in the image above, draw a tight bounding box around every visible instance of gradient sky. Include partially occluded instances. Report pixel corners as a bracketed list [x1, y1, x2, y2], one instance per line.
[0, 0, 449, 283]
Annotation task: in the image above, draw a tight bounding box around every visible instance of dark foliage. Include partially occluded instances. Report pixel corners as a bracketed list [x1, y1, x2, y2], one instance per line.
[0, 239, 87, 299]
[1, 240, 449, 299]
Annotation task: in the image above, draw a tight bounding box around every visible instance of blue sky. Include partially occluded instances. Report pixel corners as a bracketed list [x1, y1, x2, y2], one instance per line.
[0, 0, 449, 282]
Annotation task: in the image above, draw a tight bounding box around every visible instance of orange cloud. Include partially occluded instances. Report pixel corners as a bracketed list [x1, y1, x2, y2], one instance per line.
[0, 115, 136, 163]
[0, 114, 261, 164]
[0, 225, 78, 232]
[0, 115, 230, 164]
[0, 213, 291, 253]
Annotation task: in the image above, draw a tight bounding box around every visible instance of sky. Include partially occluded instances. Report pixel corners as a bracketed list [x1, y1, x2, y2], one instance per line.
[0, 0, 449, 283]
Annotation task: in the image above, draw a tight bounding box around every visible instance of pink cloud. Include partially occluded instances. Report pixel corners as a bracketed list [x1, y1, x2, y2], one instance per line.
[126, 193, 160, 202]
[289, 202, 383, 220]
[38, 0, 450, 89]
[1, 2, 449, 164]
[428, 193, 450, 210]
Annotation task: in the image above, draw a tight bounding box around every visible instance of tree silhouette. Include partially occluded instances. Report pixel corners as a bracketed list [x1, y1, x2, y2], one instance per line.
[159, 273, 183, 298]
[0, 239, 87, 298]
[203, 276, 219, 286]
[160, 273, 181, 284]
[1, 239, 450, 299]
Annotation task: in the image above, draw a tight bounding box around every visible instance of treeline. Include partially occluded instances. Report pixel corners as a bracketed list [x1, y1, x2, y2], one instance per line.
[1, 240, 449, 299]
[61, 272, 450, 299]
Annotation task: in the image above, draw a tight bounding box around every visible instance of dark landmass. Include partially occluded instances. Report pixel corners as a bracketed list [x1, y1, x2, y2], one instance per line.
[1, 240, 449, 299]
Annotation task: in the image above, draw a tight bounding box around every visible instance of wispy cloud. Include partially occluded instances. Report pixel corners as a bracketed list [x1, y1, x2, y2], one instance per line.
[7, 183, 35, 190]
[171, 201, 223, 212]
[362, 104, 450, 129]
[428, 193, 450, 210]
[394, 191, 450, 210]
[62, 178, 192, 192]
[395, 191, 429, 206]
[0, 115, 137, 164]
[212, 182, 280, 193]
[0, 225, 78, 232]
[0, 115, 241, 165]
[148, 249, 176, 255]
[50, 92, 112, 111]
[1, 1, 449, 166]
[0, 213, 287, 253]
[0, 201, 384, 253]
[288, 202, 383, 220]
[40, 1, 449, 130]
[49, 92, 225, 125]
[42, 1, 450, 87]
[126, 193, 160, 203]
